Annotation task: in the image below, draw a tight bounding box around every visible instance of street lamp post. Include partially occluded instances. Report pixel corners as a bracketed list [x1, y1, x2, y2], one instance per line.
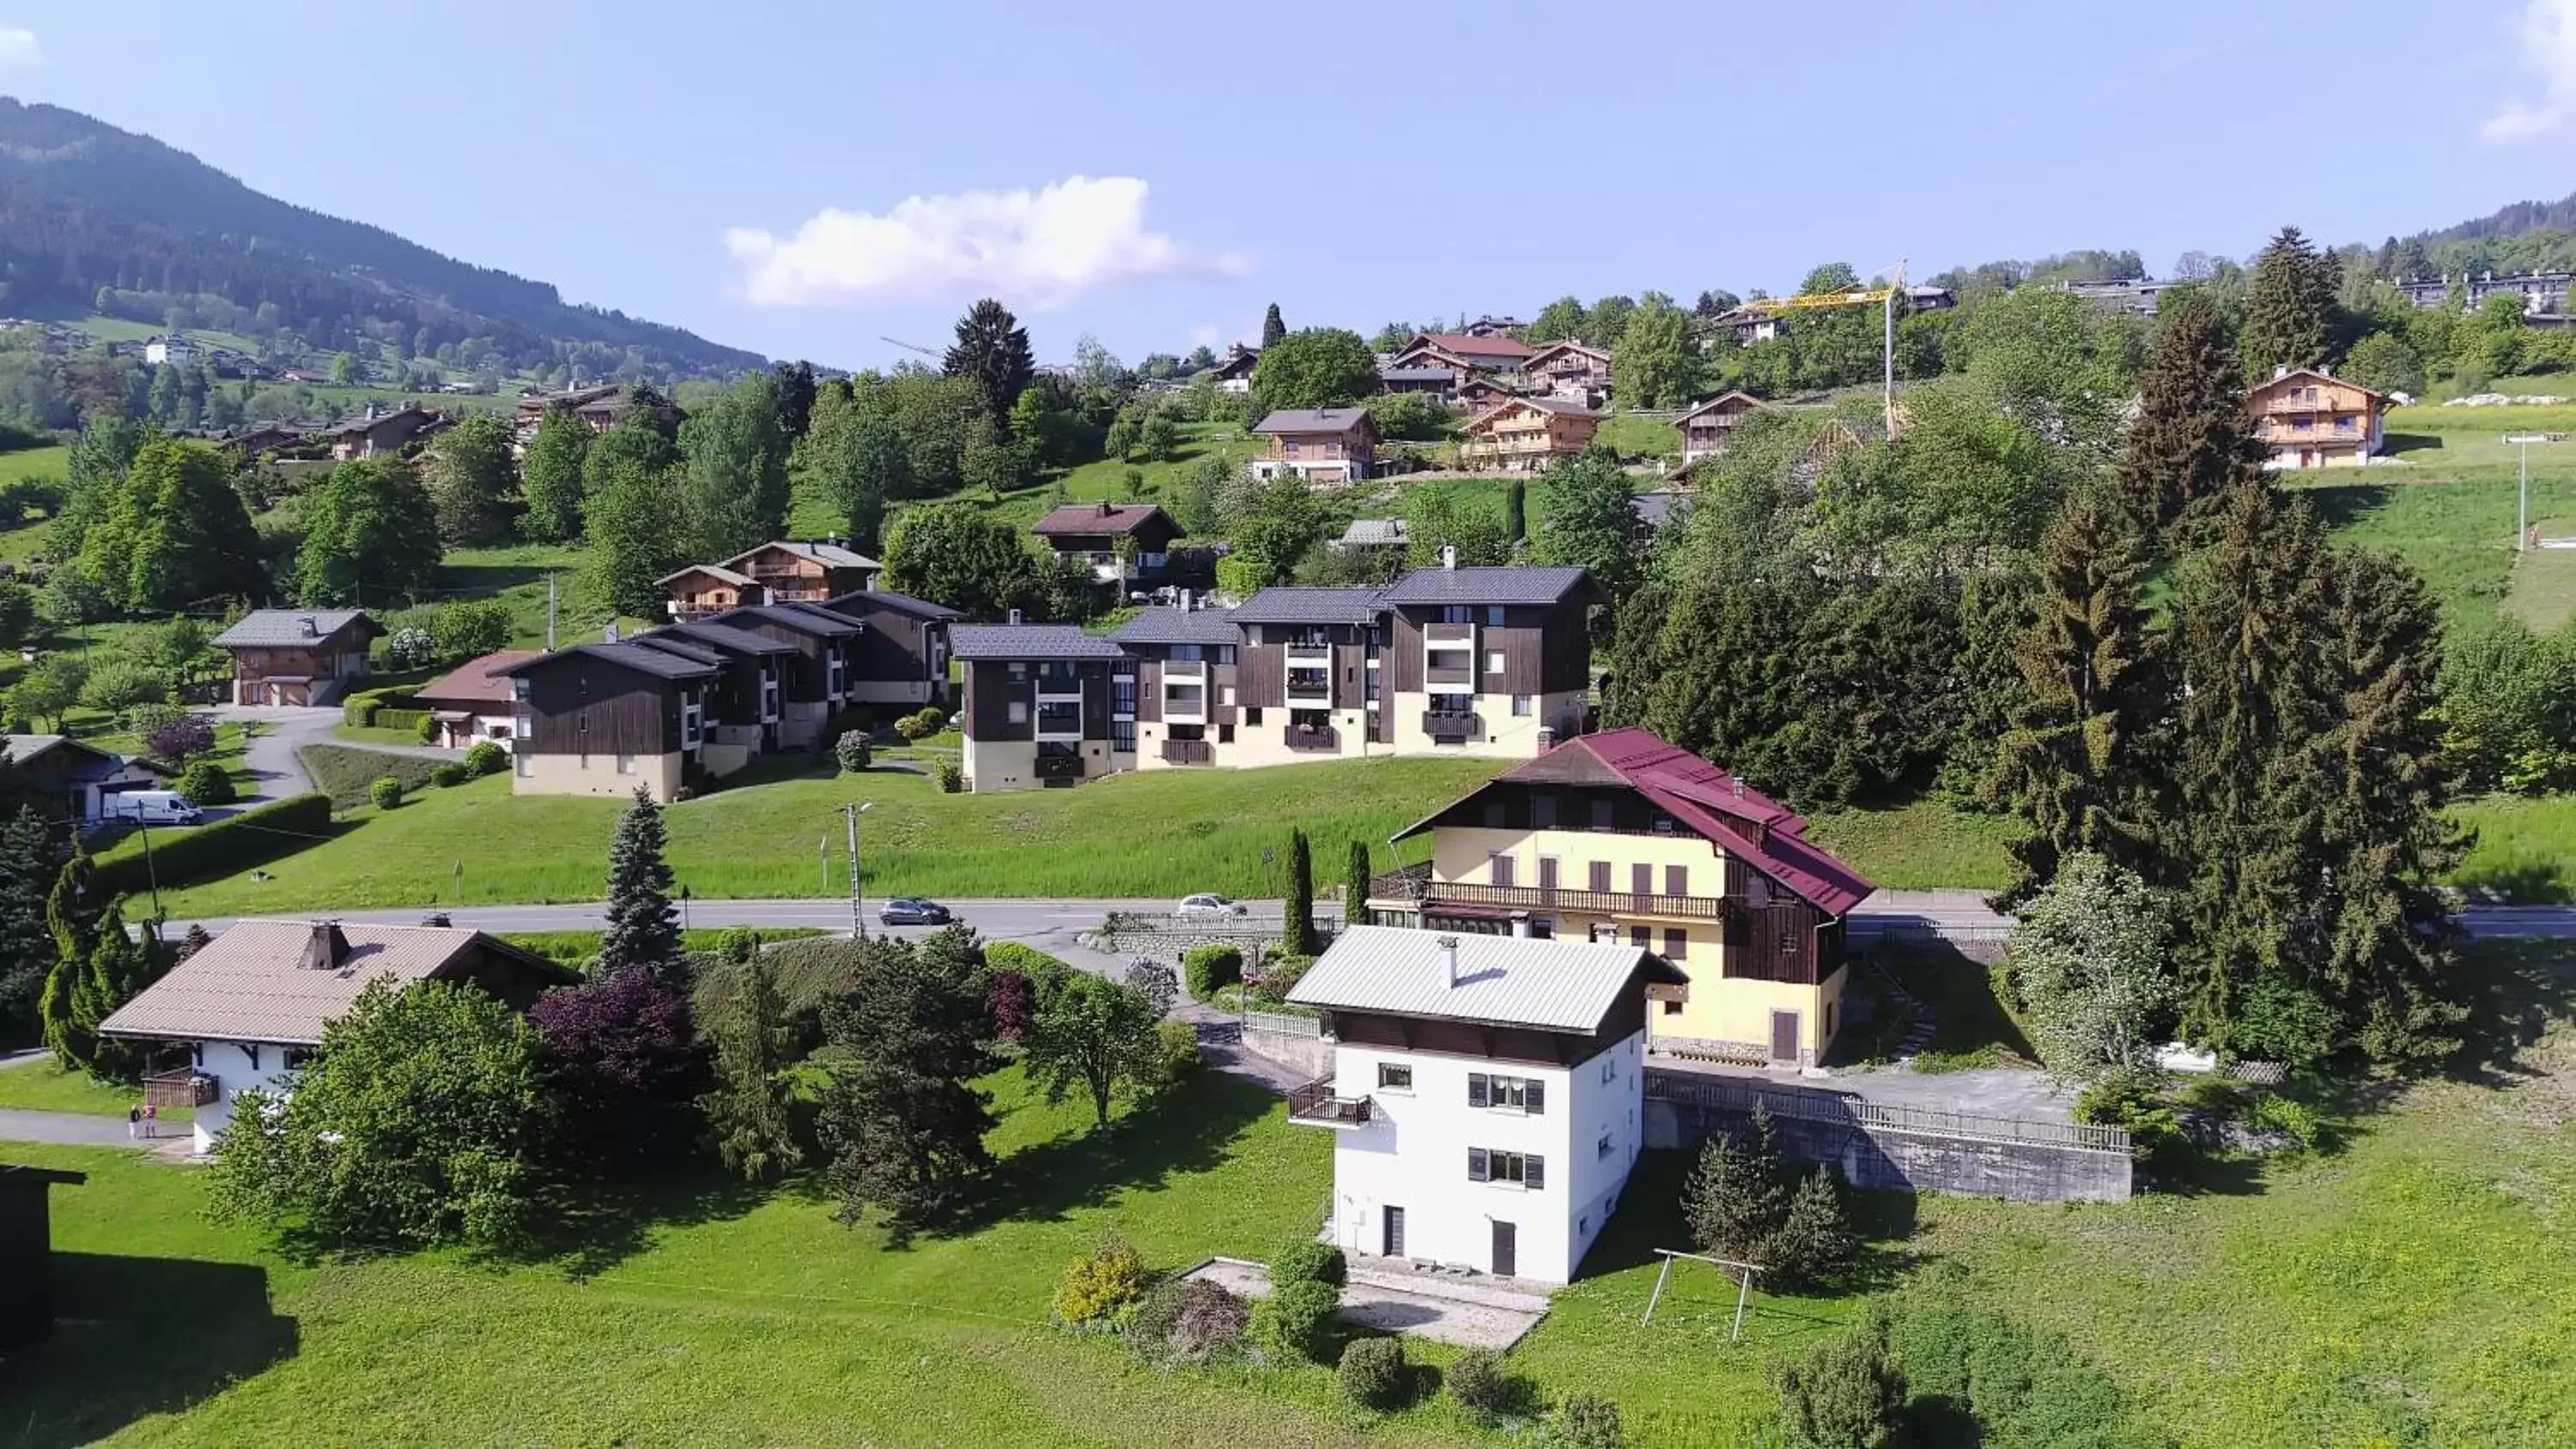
[2506, 433, 2556, 552]
[845, 801, 874, 939]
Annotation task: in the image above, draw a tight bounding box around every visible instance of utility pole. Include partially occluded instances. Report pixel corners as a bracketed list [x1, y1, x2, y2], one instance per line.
[137, 816, 163, 920]
[844, 801, 873, 939]
[546, 574, 558, 651]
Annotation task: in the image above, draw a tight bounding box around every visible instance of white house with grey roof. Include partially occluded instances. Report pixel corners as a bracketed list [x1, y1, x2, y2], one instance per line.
[1285, 925, 1676, 1283]
[99, 920, 574, 1154]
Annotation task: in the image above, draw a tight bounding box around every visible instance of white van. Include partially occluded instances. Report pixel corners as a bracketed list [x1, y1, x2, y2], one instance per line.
[103, 791, 204, 827]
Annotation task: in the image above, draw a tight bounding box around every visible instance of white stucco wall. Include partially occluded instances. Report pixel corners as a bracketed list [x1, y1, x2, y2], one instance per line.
[1321, 1030, 1643, 1283]
[186, 1038, 301, 1155]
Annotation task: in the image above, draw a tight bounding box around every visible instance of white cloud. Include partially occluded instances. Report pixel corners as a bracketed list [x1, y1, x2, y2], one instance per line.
[0, 28, 44, 68]
[2485, 0, 2576, 142]
[1188, 323, 1223, 349]
[724, 175, 1249, 311]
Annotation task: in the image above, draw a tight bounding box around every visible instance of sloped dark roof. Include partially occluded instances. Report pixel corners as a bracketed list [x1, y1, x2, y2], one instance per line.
[1379, 566, 1591, 606]
[1253, 408, 1373, 435]
[213, 609, 379, 648]
[1229, 587, 1388, 626]
[629, 634, 726, 667]
[413, 650, 543, 707]
[1032, 502, 1176, 537]
[949, 625, 1129, 661]
[1111, 607, 1242, 646]
[662, 621, 798, 656]
[716, 603, 863, 638]
[823, 588, 962, 622]
[495, 643, 719, 682]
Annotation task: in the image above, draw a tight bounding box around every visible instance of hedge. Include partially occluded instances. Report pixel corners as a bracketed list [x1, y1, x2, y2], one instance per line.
[1183, 943, 1243, 1001]
[339, 688, 419, 728]
[373, 707, 431, 733]
[94, 792, 335, 899]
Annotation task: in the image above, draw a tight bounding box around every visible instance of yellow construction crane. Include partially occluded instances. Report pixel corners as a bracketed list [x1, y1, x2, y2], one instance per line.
[1744, 259, 1907, 436]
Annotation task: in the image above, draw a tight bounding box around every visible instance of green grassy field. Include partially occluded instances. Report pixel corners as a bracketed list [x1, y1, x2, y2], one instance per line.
[1801, 798, 2017, 892]
[154, 755, 1508, 917]
[8, 942, 2572, 1447]
[2506, 517, 2576, 632]
[1594, 412, 1680, 459]
[0, 1059, 189, 1119]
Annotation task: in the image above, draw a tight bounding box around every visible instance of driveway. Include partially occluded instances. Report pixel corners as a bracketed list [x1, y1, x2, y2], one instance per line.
[207, 705, 460, 803]
[1182, 1257, 1549, 1350]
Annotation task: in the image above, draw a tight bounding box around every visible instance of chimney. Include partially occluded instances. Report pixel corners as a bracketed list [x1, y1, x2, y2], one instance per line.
[298, 921, 349, 971]
[2274, 364, 2289, 380]
[1441, 543, 1457, 571]
[1007, 608, 1024, 626]
[1097, 500, 1114, 517]
[297, 615, 319, 639]
[1435, 935, 1460, 988]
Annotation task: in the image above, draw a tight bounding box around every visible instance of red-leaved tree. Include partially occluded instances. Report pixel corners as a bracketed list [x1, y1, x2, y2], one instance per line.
[986, 969, 1036, 1046]
[532, 971, 704, 1164]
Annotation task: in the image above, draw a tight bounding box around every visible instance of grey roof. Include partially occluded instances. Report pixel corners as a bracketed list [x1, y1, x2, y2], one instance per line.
[1379, 566, 1591, 606]
[1337, 518, 1408, 548]
[722, 603, 863, 637]
[824, 588, 961, 621]
[950, 624, 1129, 661]
[1287, 925, 1658, 1034]
[212, 609, 378, 647]
[663, 621, 798, 655]
[1229, 586, 1388, 626]
[496, 642, 720, 682]
[99, 920, 567, 1048]
[657, 561, 756, 587]
[1376, 367, 1456, 384]
[1252, 408, 1374, 435]
[628, 634, 726, 667]
[1110, 607, 1242, 646]
[724, 540, 881, 571]
[3, 733, 124, 781]
[1630, 492, 1683, 527]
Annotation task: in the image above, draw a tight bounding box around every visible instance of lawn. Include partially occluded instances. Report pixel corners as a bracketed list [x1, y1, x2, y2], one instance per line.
[11, 943, 2573, 1447]
[0, 1059, 188, 1120]
[1800, 797, 2017, 893]
[2506, 517, 2576, 632]
[155, 755, 1510, 916]
[1594, 412, 1680, 459]
[298, 743, 451, 809]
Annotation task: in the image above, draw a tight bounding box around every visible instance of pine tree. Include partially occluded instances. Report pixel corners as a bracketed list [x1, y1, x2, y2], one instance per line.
[2239, 226, 2340, 379]
[73, 904, 155, 1082]
[1261, 303, 1287, 349]
[1986, 487, 2166, 906]
[1504, 476, 1528, 545]
[599, 787, 683, 986]
[1760, 1168, 1857, 1290]
[944, 299, 1036, 423]
[40, 846, 100, 1069]
[708, 938, 802, 1180]
[819, 930, 1002, 1240]
[1283, 828, 1318, 956]
[2116, 289, 2268, 539]
[1682, 1106, 1790, 1260]
[0, 805, 56, 1030]
[1344, 840, 1371, 925]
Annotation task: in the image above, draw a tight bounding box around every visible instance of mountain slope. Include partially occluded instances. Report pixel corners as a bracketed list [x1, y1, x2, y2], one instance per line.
[0, 97, 765, 380]
[2414, 190, 2576, 246]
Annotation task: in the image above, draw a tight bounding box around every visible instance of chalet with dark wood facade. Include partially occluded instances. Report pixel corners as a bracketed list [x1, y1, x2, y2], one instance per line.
[495, 642, 720, 802]
[823, 589, 959, 709]
[954, 620, 1133, 791]
[715, 540, 880, 603]
[1674, 391, 1775, 467]
[632, 620, 793, 767]
[1032, 502, 1182, 587]
[213, 609, 382, 706]
[1251, 408, 1378, 483]
[1366, 729, 1874, 1067]
[1522, 341, 1613, 406]
[1379, 563, 1596, 756]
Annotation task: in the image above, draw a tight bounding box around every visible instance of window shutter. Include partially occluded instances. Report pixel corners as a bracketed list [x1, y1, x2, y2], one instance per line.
[1525, 1079, 1545, 1116]
[1467, 1146, 1489, 1182]
[1467, 1073, 1490, 1108]
[1526, 1155, 1545, 1191]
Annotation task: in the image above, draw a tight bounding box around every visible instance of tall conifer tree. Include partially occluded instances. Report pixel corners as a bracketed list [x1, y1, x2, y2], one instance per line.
[2239, 226, 2339, 379]
[1261, 303, 1287, 349]
[599, 788, 683, 986]
[2116, 290, 2267, 539]
[0, 805, 55, 1029]
[40, 846, 100, 1069]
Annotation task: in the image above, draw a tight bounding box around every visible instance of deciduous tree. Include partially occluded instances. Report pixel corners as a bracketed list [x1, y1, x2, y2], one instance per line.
[2009, 852, 2180, 1082]
[581, 443, 688, 619]
[1249, 329, 1379, 417]
[296, 458, 441, 606]
[422, 413, 519, 545]
[1535, 448, 1641, 601]
[518, 405, 592, 543]
[1024, 973, 1162, 1129]
[678, 369, 792, 561]
[1613, 294, 1698, 409]
[882, 502, 1043, 618]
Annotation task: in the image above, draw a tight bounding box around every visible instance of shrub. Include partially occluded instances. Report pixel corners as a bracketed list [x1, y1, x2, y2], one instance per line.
[934, 756, 963, 793]
[1763, 1168, 1858, 1292]
[177, 758, 236, 806]
[462, 741, 507, 776]
[431, 761, 471, 788]
[1337, 1336, 1407, 1410]
[1250, 1277, 1340, 1364]
[141, 710, 216, 762]
[383, 627, 437, 670]
[416, 712, 440, 744]
[1447, 1348, 1516, 1417]
[984, 942, 1074, 1008]
[372, 706, 431, 735]
[1054, 1238, 1151, 1326]
[1182, 943, 1242, 1000]
[368, 776, 404, 810]
[1877, 1286, 2156, 1447]
[1773, 1317, 1905, 1449]
[343, 695, 379, 727]
[93, 792, 331, 898]
[1271, 1236, 1346, 1288]
[1127, 1278, 1248, 1363]
[834, 730, 873, 773]
[1123, 959, 1178, 1016]
[80, 658, 171, 714]
[987, 969, 1036, 1045]
[2246, 1093, 2322, 1152]
[2074, 1069, 2183, 1165]
[912, 705, 946, 734]
[1551, 1392, 1624, 1449]
[1150, 1016, 1200, 1085]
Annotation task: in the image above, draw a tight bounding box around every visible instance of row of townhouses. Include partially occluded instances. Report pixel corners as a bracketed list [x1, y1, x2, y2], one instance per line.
[953, 557, 1596, 791]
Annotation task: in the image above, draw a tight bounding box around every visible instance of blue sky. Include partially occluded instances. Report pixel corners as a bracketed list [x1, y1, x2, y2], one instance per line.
[4, 1, 2570, 371]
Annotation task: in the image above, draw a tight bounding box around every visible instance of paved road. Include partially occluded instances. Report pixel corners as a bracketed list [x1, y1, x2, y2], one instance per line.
[208, 705, 461, 804]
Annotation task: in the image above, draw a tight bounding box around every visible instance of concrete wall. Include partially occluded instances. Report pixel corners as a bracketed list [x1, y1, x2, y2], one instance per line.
[512, 749, 686, 803]
[1642, 1081, 2131, 1203]
[1385, 689, 1583, 758]
[1235, 1024, 1330, 1080]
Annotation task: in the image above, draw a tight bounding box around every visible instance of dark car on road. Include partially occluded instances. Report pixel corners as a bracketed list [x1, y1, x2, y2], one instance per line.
[878, 897, 954, 926]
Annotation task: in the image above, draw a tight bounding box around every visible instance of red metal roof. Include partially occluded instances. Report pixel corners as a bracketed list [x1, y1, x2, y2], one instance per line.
[413, 650, 542, 707]
[1502, 728, 1875, 917]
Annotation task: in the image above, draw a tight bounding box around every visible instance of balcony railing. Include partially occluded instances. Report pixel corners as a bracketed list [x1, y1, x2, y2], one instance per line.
[143, 1068, 218, 1108]
[1286, 1077, 1370, 1128]
[1424, 621, 1476, 644]
[1422, 710, 1482, 739]
[1369, 863, 1731, 920]
[1161, 738, 1214, 765]
[1285, 724, 1340, 752]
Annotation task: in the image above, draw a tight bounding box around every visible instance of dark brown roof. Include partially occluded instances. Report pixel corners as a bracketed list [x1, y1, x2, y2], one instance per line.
[1032, 502, 1177, 538]
[412, 650, 542, 708]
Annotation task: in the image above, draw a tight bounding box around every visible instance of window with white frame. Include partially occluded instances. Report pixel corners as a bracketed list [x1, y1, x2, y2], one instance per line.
[1486, 651, 1505, 675]
[1467, 1148, 1544, 1188]
[1467, 1072, 1544, 1113]
[1376, 1062, 1413, 1092]
[1007, 700, 1028, 724]
[1597, 1131, 1613, 1160]
[615, 754, 635, 775]
[1513, 694, 1533, 716]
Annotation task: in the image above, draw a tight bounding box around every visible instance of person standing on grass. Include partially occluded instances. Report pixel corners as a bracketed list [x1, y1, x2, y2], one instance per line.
[127, 1105, 141, 1140]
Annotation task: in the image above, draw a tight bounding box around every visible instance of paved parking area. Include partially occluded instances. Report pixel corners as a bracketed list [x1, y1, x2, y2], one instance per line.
[1182, 1257, 1548, 1350]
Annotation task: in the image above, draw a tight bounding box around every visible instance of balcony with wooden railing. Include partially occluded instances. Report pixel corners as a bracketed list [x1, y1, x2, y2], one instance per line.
[1285, 1077, 1370, 1128]
[1421, 710, 1481, 740]
[1035, 751, 1084, 781]
[1160, 737, 1213, 765]
[1369, 861, 1732, 920]
[143, 1068, 218, 1109]
[1285, 724, 1340, 753]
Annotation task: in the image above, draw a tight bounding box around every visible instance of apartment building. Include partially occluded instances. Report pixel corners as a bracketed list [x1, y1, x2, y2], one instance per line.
[954, 621, 1133, 791]
[824, 588, 959, 707]
[496, 642, 721, 803]
[1367, 729, 1874, 1068]
[956, 560, 1598, 791]
[709, 602, 866, 748]
[1285, 926, 1679, 1283]
[2245, 366, 2387, 469]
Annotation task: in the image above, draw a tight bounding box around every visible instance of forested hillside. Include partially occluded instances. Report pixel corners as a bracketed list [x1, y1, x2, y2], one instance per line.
[0, 98, 765, 382]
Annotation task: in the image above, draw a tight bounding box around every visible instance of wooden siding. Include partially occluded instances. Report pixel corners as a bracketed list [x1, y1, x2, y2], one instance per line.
[728, 618, 841, 703]
[963, 662, 1030, 742]
[839, 603, 936, 688]
[516, 657, 683, 757]
[1388, 600, 1589, 696]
